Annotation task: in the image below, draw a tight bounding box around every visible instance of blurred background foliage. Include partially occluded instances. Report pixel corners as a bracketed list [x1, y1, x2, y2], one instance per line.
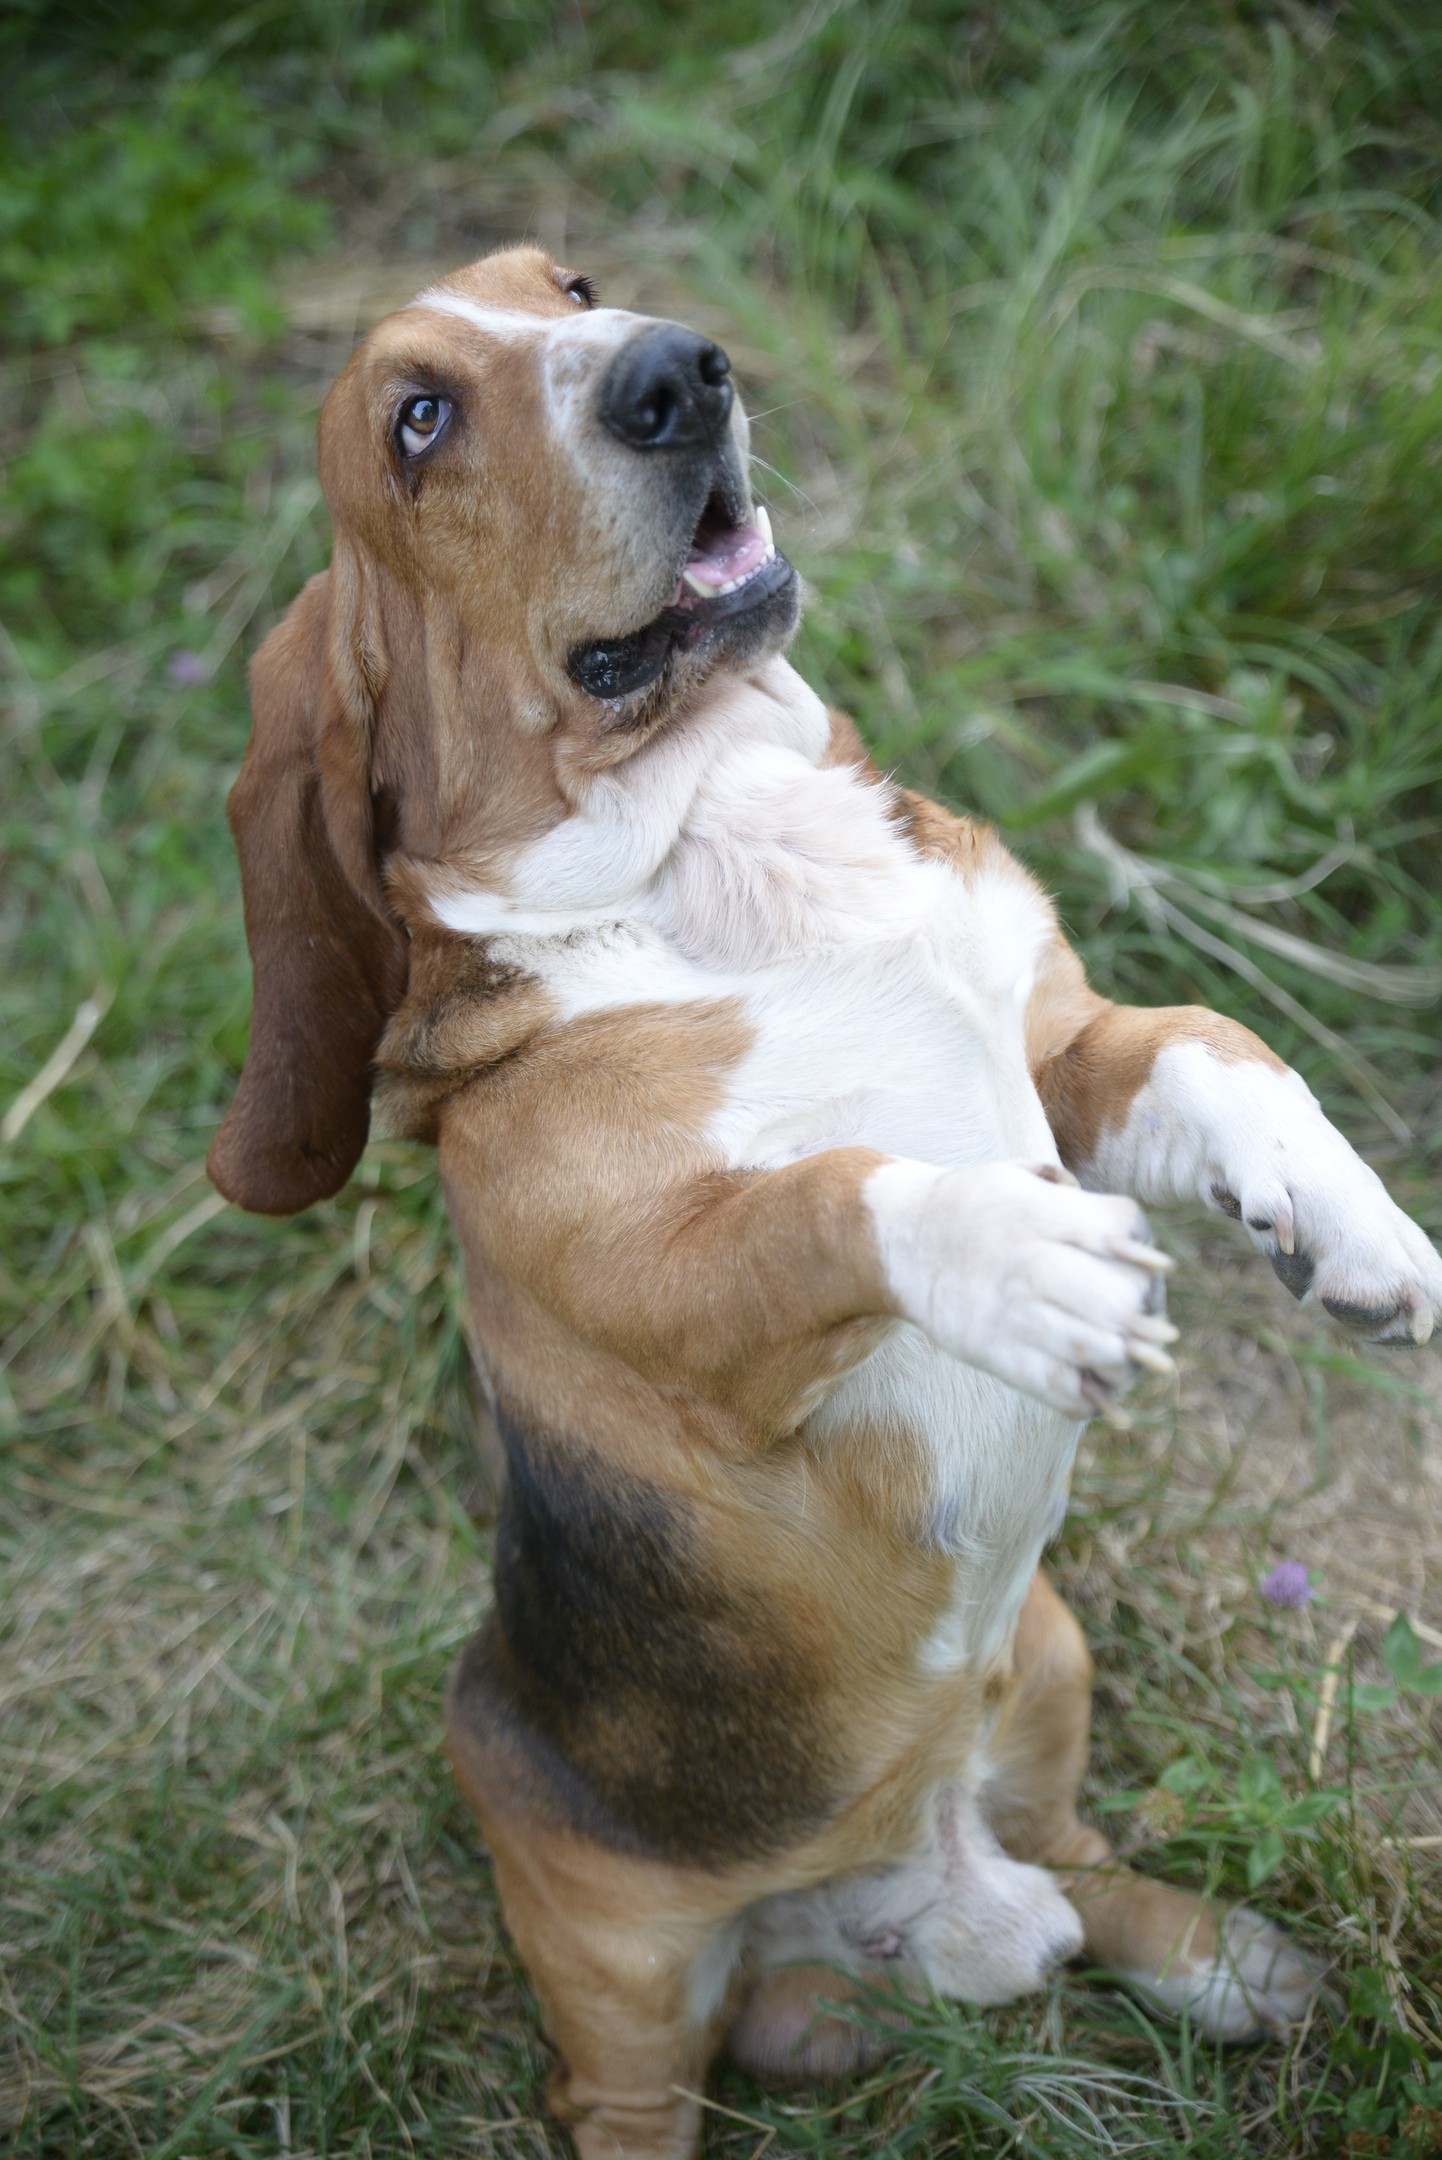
[3, 6, 1442, 2157]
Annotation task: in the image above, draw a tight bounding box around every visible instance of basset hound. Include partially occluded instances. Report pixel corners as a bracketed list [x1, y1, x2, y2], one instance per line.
[209, 245, 1442, 2160]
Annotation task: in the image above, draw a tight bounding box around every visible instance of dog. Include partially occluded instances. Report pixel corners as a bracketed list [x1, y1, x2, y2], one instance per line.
[208, 245, 1442, 2160]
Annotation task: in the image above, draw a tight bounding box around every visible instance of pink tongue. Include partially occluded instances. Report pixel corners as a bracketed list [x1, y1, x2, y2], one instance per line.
[684, 519, 769, 586]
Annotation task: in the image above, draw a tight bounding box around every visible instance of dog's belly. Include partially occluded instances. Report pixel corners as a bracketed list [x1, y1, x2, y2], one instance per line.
[807, 1330, 1078, 1669]
[715, 934, 1081, 1674]
[460, 722, 1082, 1680]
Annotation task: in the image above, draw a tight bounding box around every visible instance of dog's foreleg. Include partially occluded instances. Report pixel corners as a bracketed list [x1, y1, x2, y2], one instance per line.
[1036, 999, 1442, 1347]
[866, 1157, 1176, 1418]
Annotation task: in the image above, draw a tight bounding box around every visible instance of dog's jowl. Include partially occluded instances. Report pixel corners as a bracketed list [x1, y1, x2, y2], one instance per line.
[210, 246, 1442, 2160]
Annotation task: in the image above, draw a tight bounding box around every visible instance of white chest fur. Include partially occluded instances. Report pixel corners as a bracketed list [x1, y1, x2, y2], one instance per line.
[432, 659, 1080, 1661]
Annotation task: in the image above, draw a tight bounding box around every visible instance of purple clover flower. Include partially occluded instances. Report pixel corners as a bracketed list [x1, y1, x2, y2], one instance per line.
[166, 649, 211, 687]
[1260, 1560, 1313, 1609]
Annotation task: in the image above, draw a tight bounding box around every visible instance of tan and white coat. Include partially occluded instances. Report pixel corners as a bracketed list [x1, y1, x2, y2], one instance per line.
[208, 247, 1442, 2160]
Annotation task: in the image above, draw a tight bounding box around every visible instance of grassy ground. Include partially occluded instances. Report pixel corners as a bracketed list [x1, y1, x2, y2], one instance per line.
[3, 4, 1442, 2154]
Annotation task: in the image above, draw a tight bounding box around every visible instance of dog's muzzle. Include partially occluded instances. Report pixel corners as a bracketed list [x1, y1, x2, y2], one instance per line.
[567, 322, 796, 706]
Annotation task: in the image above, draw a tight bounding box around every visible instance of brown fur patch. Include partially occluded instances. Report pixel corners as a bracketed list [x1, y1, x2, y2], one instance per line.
[373, 926, 552, 1140]
[824, 704, 882, 774]
[888, 784, 1008, 877]
[1034, 999, 1285, 1172]
[435, 995, 905, 1437]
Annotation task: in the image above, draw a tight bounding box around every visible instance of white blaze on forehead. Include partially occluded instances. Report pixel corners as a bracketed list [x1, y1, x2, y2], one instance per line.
[406, 286, 645, 353]
[407, 289, 543, 336]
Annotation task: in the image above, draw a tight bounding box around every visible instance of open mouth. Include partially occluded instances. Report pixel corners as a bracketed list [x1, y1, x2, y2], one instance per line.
[667, 495, 779, 615]
[567, 491, 795, 703]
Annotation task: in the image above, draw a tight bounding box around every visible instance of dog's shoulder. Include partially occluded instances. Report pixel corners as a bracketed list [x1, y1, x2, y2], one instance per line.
[374, 924, 553, 1140]
[887, 782, 1022, 885]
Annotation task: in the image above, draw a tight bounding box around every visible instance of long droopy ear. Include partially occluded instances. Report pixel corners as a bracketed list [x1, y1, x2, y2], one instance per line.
[208, 567, 409, 1214]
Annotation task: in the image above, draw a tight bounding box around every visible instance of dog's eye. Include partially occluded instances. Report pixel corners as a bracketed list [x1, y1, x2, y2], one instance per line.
[564, 274, 597, 310]
[396, 394, 451, 459]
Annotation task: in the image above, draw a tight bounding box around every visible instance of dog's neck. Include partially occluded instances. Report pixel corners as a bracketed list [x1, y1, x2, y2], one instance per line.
[417, 655, 937, 975]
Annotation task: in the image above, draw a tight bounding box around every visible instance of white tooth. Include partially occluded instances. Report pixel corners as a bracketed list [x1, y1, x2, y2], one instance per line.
[685, 555, 767, 603]
[755, 504, 773, 546]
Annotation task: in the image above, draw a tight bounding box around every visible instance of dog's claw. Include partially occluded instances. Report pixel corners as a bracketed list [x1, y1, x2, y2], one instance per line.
[1127, 1338, 1175, 1377]
[1109, 1238, 1174, 1273]
[1085, 1388, 1132, 1431]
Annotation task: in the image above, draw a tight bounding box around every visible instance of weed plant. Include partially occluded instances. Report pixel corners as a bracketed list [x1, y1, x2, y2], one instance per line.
[2, 6, 1441, 2155]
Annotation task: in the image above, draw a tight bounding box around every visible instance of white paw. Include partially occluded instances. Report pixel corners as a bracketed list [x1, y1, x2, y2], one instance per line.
[774, 1801, 1085, 2009]
[900, 1851, 1084, 2006]
[1125, 1905, 1325, 2042]
[1202, 1075, 1442, 1348]
[867, 1158, 1176, 1417]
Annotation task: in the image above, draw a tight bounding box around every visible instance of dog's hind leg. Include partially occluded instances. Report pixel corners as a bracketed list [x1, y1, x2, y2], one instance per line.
[449, 1716, 745, 2159]
[981, 1570, 1323, 2040]
[474, 1819, 743, 2156]
[974, 1569, 1109, 1879]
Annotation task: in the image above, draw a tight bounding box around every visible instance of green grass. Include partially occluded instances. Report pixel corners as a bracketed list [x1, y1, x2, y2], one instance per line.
[3, 4, 1442, 2154]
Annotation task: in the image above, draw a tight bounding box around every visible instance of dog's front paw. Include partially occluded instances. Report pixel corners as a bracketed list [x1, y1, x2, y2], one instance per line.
[868, 1159, 1177, 1417]
[1208, 1111, 1442, 1348]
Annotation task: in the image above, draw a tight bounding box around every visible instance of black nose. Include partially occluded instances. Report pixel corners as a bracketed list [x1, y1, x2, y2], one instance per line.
[600, 324, 733, 450]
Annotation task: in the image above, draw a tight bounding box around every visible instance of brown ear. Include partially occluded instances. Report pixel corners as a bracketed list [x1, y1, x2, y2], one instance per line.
[208, 569, 408, 1214]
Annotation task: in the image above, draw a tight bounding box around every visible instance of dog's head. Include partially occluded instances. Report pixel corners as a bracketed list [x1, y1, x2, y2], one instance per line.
[208, 245, 799, 1214]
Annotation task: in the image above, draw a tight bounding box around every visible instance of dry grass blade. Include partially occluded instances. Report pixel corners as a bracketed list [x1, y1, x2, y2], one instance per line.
[2, 988, 112, 1143]
[1309, 1619, 1360, 1781]
[1074, 806, 1414, 1141]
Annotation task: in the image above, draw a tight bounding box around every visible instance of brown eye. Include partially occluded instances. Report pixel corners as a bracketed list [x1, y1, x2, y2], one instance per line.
[396, 393, 451, 458]
[564, 274, 597, 310]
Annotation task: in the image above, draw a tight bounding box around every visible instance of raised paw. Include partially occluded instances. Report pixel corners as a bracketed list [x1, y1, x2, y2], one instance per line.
[1206, 1118, 1442, 1349]
[868, 1158, 1178, 1418]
